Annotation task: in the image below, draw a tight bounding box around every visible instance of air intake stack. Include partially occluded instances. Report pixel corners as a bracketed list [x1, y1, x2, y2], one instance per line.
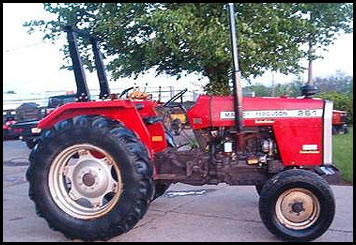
[228, 3, 244, 142]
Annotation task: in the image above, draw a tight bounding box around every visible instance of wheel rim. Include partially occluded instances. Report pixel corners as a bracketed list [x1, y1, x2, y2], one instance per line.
[48, 144, 123, 220]
[275, 188, 320, 230]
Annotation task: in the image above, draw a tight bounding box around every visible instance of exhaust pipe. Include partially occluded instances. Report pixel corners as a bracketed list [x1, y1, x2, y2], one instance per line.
[228, 3, 244, 134]
[63, 26, 90, 102]
[90, 37, 111, 100]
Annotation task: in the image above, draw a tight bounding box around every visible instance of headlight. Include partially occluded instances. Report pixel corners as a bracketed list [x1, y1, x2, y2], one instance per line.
[31, 127, 42, 134]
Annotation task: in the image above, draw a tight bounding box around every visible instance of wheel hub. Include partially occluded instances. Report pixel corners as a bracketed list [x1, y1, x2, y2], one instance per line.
[49, 144, 123, 219]
[291, 202, 305, 214]
[68, 158, 112, 199]
[275, 188, 320, 230]
[82, 172, 95, 187]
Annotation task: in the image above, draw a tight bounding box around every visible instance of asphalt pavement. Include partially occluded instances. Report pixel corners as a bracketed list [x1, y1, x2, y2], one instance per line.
[3, 140, 353, 242]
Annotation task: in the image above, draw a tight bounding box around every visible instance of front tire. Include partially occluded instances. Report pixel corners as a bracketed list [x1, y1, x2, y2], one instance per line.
[259, 169, 335, 241]
[26, 116, 154, 241]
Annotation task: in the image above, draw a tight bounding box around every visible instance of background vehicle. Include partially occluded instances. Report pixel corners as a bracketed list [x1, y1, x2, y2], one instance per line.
[47, 94, 76, 112]
[3, 116, 17, 140]
[26, 4, 338, 242]
[15, 102, 42, 123]
[11, 94, 76, 148]
[10, 120, 41, 148]
[332, 110, 349, 134]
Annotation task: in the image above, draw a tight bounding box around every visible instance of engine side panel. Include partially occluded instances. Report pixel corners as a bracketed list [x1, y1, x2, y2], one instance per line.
[187, 95, 325, 167]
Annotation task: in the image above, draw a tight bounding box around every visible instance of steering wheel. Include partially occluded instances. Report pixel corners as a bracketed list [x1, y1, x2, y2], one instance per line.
[163, 88, 188, 109]
[119, 87, 134, 99]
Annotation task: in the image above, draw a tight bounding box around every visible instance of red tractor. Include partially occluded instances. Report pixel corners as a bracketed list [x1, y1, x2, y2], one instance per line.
[27, 4, 338, 242]
[332, 110, 349, 134]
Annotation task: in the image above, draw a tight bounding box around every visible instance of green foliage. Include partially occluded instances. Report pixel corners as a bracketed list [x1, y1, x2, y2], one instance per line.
[314, 70, 353, 95]
[297, 3, 353, 58]
[273, 80, 304, 97]
[265, 71, 353, 98]
[244, 84, 272, 97]
[244, 72, 353, 124]
[333, 127, 353, 183]
[24, 3, 353, 95]
[317, 91, 353, 124]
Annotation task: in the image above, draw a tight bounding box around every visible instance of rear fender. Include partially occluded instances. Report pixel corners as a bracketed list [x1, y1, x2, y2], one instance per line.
[38, 101, 153, 157]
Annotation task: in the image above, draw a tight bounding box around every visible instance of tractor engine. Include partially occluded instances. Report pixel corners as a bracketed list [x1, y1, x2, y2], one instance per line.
[203, 127, 276, 165]
[155, 126, 279, 186]
[155, 94, 330, 187]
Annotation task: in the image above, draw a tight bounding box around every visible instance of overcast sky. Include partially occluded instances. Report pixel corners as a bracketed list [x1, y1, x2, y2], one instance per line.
[3, 3, 353, 99]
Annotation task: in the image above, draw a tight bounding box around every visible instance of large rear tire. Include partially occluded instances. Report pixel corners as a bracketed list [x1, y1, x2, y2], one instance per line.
[25, 138, 37, 149]
[26, 115, 154, 241]
[343, 125, 349, 134]
[259, 169, 335, 241]
[152, 182, 170, 201]
[255, 184, 264, 196]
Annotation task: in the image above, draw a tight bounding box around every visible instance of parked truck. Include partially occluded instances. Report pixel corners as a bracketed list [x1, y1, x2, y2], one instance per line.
[11, 94, 76, 148]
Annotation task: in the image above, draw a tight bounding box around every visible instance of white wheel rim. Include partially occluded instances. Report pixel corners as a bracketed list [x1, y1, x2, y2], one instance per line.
[48, 144, 123, 220]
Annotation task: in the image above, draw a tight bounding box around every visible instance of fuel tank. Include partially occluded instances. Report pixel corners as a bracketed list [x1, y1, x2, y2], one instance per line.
[187, 95, 330, 167]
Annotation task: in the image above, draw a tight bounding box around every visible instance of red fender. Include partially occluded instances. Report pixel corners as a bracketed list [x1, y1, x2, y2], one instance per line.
[38, 100, 167, 159]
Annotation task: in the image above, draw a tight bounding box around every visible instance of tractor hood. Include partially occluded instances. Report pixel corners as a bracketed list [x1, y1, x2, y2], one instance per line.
[187, 95, 324, 129]
[187, 95, 333, 167]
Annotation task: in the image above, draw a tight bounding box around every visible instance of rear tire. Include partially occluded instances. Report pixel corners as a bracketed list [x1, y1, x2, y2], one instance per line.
[343, 125, 349, 134]
[339, 125, 348, 134]
[25, 138, 37, 149]
[152, 182, 170, 201]
[332, 126, 338, 135]
[255, 184, 264, 196]
[259, 169, 335, 241]
[26, 115, 154, 241]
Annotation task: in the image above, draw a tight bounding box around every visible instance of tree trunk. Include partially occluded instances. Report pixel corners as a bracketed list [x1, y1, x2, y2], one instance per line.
[203, 65, 231, 95]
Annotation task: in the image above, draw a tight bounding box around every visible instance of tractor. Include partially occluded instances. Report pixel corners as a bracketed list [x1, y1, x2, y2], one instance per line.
[332, 110, 349, 134]
[27, 4, 339, 242]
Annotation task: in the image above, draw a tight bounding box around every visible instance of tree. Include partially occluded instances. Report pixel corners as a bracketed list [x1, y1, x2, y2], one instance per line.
[25, 3, 353, 95]
[318, 91, 353, 124]
[298, 3, 354, 85]
[244, 84, 272, 97]
[314, 71, 353, 95]
[245, 71, 353, 98]
[273, 80, 304, 97]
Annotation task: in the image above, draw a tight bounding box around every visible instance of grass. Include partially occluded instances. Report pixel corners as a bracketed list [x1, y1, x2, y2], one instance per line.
[333, 126, 353, 183]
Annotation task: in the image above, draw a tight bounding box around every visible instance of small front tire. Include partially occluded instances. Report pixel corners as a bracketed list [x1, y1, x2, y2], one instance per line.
[259, 169, 335, 241]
